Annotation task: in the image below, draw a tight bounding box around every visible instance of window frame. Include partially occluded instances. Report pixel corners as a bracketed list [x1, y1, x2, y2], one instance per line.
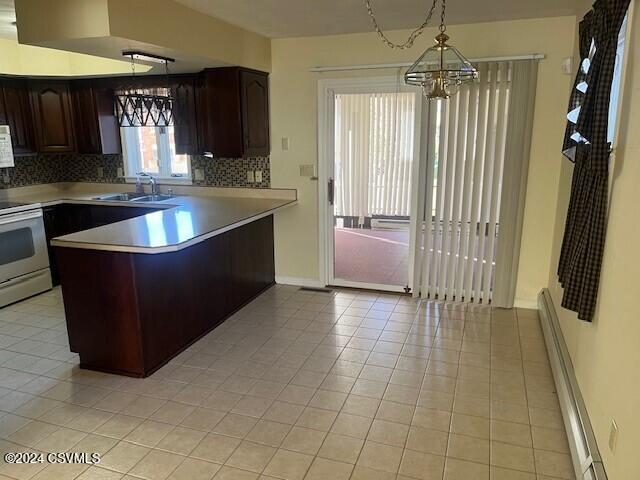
[120, 125, 193, 185]
[608, 5, 634, 200]
[608, 11, 629, 146]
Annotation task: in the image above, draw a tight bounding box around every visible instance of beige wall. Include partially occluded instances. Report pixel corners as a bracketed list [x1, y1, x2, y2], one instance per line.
[270, 16, 576, 305]
[547, 2, 640, 478]
[0, 38, 148, 76]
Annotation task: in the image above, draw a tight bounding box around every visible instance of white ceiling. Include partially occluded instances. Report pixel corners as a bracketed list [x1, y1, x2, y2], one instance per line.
[175, 0, 578, 38]
[0, 0, 16, 40]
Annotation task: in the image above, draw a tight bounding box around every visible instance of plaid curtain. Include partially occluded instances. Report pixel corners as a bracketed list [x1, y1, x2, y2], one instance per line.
[558, 0, 629, 321]
[561, 11, 594, 162]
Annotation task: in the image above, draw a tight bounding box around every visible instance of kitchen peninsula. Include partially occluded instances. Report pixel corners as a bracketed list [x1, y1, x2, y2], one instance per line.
[48, 190, 296, 377]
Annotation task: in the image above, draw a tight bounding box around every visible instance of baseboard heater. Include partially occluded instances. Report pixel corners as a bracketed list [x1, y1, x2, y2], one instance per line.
[538, 289, 607, 480]
[371, 217, 410, 230]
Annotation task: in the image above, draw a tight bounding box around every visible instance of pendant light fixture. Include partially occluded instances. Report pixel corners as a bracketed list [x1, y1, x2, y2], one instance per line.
[115, 51, 175, 127]
[365, 0, 478, 99]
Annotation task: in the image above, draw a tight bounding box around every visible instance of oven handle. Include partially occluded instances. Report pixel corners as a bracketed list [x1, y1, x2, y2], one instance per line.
[0, 209, 43, 226]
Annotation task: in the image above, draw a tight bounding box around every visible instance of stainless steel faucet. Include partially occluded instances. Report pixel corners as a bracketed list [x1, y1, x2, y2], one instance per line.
[137, 172, 160, 196]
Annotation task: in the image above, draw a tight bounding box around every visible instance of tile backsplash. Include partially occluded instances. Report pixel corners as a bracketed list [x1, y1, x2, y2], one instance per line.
[1, 154, 270, 189]
[1, 154, 69, 187]
[191, 156, 271, 188]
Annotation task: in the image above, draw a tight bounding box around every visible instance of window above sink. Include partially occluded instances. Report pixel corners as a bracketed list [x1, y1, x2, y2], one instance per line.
[121, 125, 192, 185]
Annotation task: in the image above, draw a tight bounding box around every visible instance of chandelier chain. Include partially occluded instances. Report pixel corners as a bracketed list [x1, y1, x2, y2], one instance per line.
[130, 54, 136, 77]
[440, 0, 446, 32]
[364, 0, 439, 50]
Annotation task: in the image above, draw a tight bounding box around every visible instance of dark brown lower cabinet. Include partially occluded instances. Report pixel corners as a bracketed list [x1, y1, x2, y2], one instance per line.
[44, 204, 161, 286]
[55, 215, 275, 377]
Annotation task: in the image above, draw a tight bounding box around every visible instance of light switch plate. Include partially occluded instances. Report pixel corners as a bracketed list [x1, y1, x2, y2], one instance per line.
[96, 167, 104, 179]
[117, 167, 124, 178]
[255, 170, 263, 183]
[281, 137, 290, 151]
[299, 164, 316, 177]
[194, 168, 205, 181]
[247, 170, 255, 183]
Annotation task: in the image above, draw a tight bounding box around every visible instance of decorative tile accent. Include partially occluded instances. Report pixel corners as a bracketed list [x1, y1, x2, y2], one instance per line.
[0, 154, 271, 189]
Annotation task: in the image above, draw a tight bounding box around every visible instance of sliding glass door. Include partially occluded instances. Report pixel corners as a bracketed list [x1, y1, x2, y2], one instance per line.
[321, 78, 422, 292]
[319, 62, 536, 303]
[411, 60, 538, 306]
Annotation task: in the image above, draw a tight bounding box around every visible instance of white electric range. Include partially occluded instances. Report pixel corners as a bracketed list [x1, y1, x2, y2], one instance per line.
[0, 201, 52, 307]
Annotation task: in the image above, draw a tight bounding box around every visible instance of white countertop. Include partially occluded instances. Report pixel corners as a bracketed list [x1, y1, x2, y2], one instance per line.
[3, 183, 297, 254]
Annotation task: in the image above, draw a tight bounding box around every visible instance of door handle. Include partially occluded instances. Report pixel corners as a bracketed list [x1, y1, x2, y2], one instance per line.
[0, 209, 42, 226]
[328, 177, 334, 206]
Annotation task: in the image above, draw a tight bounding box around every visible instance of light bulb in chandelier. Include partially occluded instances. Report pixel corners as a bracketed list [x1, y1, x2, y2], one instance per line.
[405, 30, 478, 99]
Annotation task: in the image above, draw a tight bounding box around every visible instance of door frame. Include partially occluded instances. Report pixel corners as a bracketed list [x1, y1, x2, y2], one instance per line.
[317, 75, 423, 292]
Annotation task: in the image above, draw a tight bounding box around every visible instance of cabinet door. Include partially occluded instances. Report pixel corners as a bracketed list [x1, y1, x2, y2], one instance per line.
[229, 215, 275, 308]
[240, 70, 270, 157]
[89, 205, 160, 226]
[0, 79, 35, 156]
[42, 206, 62, 286]
[70, 81, 101, 154]
[172, 76, 198, 155]
[70, 81, 121, 155]
[30, 80, 75, 153]
[197, 69, 243, 157]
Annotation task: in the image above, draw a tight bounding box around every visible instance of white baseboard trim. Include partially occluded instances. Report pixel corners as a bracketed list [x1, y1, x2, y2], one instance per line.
[275, 276, 324, 288]
[538, 289, 607, 480]
[514, 298, 538, 309]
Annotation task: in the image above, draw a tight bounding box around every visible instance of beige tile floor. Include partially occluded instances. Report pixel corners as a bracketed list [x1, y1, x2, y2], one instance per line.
[0, 285, 575, 480]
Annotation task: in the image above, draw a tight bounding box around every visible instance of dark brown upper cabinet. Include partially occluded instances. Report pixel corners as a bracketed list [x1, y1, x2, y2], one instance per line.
[0, 78, 36, 156]
[29, 80, 75, 153]
[196, 67, 270, 158]
[70, 80, 121, 155]
[240, 69, 270, 157]
[171, 75, 198, 155]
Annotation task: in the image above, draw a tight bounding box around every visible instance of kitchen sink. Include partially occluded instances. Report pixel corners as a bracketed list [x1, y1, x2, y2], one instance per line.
[92, 192, 178, 202]
[130, 194, 176, 202]
[93, 192, 147, 201]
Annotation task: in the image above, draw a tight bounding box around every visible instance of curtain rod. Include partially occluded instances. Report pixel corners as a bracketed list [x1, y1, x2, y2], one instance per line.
[309, 54, 545, 72]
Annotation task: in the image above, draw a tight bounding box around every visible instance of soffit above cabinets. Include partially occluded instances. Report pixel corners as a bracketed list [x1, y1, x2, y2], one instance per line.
[174, 0, 578, 38]
[14, 0, 271, 74]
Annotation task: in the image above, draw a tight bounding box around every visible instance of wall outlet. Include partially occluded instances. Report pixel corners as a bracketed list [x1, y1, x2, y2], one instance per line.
[255, 170, 263, 183]
[247, 170, 255, 183]
[281, 137, 290, 151]
[609, 419, 619, 452]
[194, 168, 205, 181]
[96, 167, 104, 179]
[117, 167, 124, 178]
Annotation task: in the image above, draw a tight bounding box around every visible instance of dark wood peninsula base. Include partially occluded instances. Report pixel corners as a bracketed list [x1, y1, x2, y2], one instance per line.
[55, 215, 275, 377]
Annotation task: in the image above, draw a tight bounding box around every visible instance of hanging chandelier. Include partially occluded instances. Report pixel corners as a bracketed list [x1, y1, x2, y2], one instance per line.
[115, 51, 175, 127]
[365, 0, 478, 99]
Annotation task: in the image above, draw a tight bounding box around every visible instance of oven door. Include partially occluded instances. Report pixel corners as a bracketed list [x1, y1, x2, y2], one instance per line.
[0, 209, 50, 285]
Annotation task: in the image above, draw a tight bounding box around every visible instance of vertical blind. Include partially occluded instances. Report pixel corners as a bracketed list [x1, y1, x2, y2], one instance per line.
[412, 60, 538, 305]
[334, 92, 416, 219]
